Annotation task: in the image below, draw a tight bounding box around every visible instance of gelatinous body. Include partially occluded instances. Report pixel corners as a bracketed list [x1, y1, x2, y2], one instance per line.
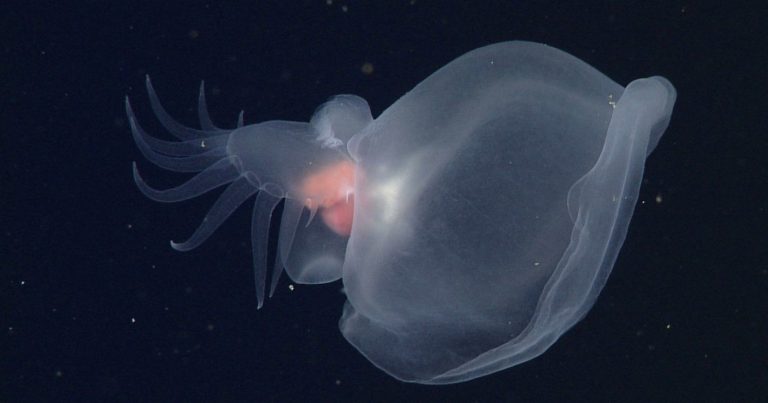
[129, 41, 676, 384]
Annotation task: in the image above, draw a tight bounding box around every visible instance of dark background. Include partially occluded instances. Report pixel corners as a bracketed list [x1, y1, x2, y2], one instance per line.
[3, 1, 766, 402]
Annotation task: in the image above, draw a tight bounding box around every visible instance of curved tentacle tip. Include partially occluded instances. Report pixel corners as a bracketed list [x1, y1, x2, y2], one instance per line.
[131, 162, 155, 195]
[124, 96, 133, 113]
[131, 161, 141, 180]
[145, 75, 156, 94]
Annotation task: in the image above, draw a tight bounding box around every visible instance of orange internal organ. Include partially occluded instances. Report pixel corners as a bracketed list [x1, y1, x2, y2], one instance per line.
[299, 160, 356, 236]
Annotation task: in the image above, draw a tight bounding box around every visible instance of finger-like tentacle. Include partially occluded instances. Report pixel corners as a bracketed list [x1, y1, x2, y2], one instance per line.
[251, 191, 282, 309]
[145, 75, 220, 140]
[198, 81, 229, 133]
[127, 98, 227, 172]
[132, 158, 240, 203]
[170, 176, 258, 252]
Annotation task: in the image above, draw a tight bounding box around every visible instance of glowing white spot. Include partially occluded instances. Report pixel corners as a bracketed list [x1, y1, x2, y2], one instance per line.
[373, 176, 406, 223]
